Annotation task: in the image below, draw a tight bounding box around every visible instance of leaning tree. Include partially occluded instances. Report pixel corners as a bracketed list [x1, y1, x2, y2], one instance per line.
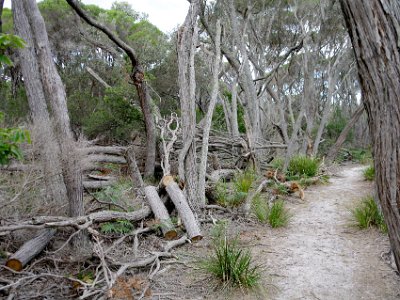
[340, 0, 400, 271]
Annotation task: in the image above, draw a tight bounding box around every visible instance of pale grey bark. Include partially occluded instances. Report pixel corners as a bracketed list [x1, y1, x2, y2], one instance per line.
[12, 0, 68, 208]
[198, 20, 221, 207]
[340, 0, 400, 271]
[177, 0, 200, 209]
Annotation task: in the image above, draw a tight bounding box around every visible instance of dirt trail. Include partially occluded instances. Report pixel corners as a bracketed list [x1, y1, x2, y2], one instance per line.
[256, 165, 400, 300]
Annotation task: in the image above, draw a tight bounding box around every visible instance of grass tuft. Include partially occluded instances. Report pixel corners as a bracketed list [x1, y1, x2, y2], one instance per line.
[268, 200, 291, 228]
[363, 165, 375, 181]
[288, 155, 319, 177]
[233, 169, 256, 194]
[352, 195, 387, 233]
[202, 236, 261, 288]
[251, 194, 269, 223]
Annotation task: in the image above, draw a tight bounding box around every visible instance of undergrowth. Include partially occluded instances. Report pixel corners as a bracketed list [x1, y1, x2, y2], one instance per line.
[363, 165, 375, 181]
[100, 219, 134, 234]
[252, 196, 291, 228]
[201, 221, 262, 288]
[352, 195, 387, 233]
[288, 155, 319, 177]
[268, 200, 291, 228]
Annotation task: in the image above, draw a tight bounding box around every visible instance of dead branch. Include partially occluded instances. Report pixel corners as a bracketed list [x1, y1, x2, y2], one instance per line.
[0, 206, 151, 232]
[157, 113, 180, 175]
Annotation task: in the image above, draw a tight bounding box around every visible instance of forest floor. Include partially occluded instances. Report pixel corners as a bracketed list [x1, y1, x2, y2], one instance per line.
[157, 165, 400, 300]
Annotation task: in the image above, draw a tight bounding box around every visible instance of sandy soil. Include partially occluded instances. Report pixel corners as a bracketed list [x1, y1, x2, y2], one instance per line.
[159, 165, 400, 299]
[255, 165, 400, 300]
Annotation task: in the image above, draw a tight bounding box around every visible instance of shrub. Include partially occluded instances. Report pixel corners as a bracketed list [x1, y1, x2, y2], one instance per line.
[270, 157, 284, 171]
[100, 219, 134, 234]
[363, 165, 375, 181]
[251, 194, 269, 223]
[288, 155, 319, 177]
[352, 195, 387, 233]
[202, 234, 261, 288]
[268, 200, 291, 228]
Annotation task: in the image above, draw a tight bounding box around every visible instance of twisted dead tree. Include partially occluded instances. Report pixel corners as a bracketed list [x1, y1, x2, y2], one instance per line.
[66, 0, 156, 178]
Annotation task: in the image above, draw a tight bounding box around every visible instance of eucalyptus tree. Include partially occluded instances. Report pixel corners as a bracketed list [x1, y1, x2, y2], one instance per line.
[340, 0, 400, 272]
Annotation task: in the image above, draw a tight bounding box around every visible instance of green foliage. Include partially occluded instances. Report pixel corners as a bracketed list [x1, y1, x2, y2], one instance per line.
[268, 200, 291, 228]
[212, 102, 246, 133]
[233, 169, 256, 194]
[82, 87, 143, 142]
[93, 179, 136, 211]
[270, 157, 284, 171]
[288, 155, 319, 177]
[0, 112, 30, 165]
[352, 195, 387, 233]
[0, 33, 26, 67]
[363, 165, 375, 181]
[214, 170, 255, 208]
[351, 148, 372, 164]
[201, 223, 261, 288]
[100, 219, 134, 234]
[251, 195, 269, 223]
[326, 107, 353, 142]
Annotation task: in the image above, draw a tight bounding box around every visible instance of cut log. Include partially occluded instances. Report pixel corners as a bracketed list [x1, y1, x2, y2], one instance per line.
[144, 186, 177, 240]
[206, 169, 236, 183]
[81, 146, 127, 156]
[162, 175, 202, 241]
[83, 180, 116, 189]
[87, 154, 127, 164]
[126, 147, 144, 188]
[6, 229, 56, 271]
[87, 174, 115, 181]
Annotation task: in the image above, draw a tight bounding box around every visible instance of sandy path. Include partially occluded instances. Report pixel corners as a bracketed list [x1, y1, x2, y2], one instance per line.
[256, 165, 400, 300]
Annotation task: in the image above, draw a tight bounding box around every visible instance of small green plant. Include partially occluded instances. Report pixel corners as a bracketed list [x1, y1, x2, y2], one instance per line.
[215, 179, 229, 207]
[272, 182, 289, 195]
[352, 195, 387, 232]
[100, 219, 134, 234]
[251, 194, 269, 223]
[202, 235, 261, 288]
[288, 155, 319, 177]
[363, 165, 375, 181]
[233, 169, 256, 194]
[268, 200, 291, 228]
[0, 112, 31, 165]
[271, 157, 284, 171]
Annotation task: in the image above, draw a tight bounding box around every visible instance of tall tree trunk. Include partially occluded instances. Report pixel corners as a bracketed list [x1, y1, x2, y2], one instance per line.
[340, 0, 400, 272]
[230, 80, 240, 138]
[12, 0, 69, 210]
[66, 0, 156, 178]
[198, 20, 221, 207]
[177, 0, 200, 209]
[326, 105, 364, 163]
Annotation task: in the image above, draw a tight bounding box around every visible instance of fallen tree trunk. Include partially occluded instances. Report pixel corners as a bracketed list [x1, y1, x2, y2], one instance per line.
[0, 206, 152, 232]
[83, 180, 116, 189]
[6, 229, 56, 271]
[243, 179, 271, 214]
[206, 169, 236, 183]
[162, 176, 202, 241]
[126, 147, 144, 188]
[86, 154, 127, 164]
[81, 146, 127, 156]
[144, 186, 177, 240]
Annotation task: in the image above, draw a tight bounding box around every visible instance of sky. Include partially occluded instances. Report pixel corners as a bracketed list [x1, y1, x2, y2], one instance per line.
[3, 0, 190, 34]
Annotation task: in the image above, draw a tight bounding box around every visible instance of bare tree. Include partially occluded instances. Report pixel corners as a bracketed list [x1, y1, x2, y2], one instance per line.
[13, 0, 88, 248]
[177, 0, 201, 209]
[340, 0, 400, 271]
[66, 0, 156, 178]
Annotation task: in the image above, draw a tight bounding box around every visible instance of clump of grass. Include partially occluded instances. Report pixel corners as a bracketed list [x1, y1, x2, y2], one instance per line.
[352, 195, 387, 233]
[268, 200, 291, 228]
[251, 194, 269, 223]
[271, 157, 284, 171]
[363, 165, 375, 181]
[288, 155, 319, 177]
[215, 179, 229, 207]
[233, 169, 256, 193]
[201, 227, 261, 288]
